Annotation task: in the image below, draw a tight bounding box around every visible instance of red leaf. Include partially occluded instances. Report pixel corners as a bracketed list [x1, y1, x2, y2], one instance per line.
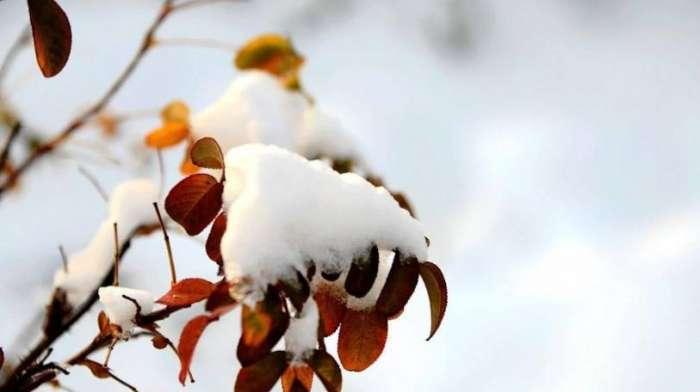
[0, 347, 4, 369]
[306, 350, 342, 392]
[337, 309, 387, 371]
[27, 0, 72, 77]
[165, 174, 223, 235]
[376, 252, 419, 318]
[205, 279, 238, 314]
[281, 364, 313, 392]
[177, 314, 217, 384]
[237, 287, 290, 366]
[344, 245, 379, 298]
[419, 261, 448, 340]
[206, 212, 227, 265]
[191, 137, 224, 169]
[235, 351, 288, 392]
[313, 289, 346, 337]
[157, 278, 215, 307]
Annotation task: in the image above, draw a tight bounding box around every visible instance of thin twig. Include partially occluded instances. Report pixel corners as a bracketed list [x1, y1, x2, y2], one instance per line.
[0, 121, 20, 175]
[58, 245, 68, 273]
[112, 223, 120, 286]
[106, 369, 138, 392]
[102, 339, 117, 367]
[153, 202, 177, 285]
[0, 26, 30, 89]
[156, 149, 164, 197]
[77, 165, 109, 203]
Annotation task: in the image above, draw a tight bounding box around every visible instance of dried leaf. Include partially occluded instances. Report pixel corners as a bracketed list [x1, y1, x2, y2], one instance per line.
[205, 279, 237, 314]
[177, 314, 217, 385]
[306, 350, 342, 392]
[145, 121, 189, 149]
[313, 289, 346, 337]
[157, 278, 215, 307]
[191, 137, 224, 169]
[344, 246, 379, 298]
[238, 287, 290, 366]
[279, 270, 310, 312]
[27, 0, 72, 77]
[376, 253, 419, 318]
[152, 333, 169, 350]
[337, 309, 387, 371]
[234, 351, 288, 392]
[165, 173, 223, 235]
[206, 212, 227, 265]
[97, 311, 111, 336]
[419, 261, 448, 340]
[281, 364, 313, 392]
[81, 359, 110, 379]
[161, 100, 190, 124]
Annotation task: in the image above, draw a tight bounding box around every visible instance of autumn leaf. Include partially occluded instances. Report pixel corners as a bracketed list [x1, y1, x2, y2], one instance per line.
[306, 350, 342, 392]
[152, 333, 169, 350]
[177, 314, 217, 385]
[237, 287, 290, 366]
[206, 212, 227, 265]
[27, 0, 72, 77]
[234, 351, 288, 392]
[337, 309, 387, 371]
[156, 278, 215, 307]
[376, 252, 419, 318]
[144, 121, 189, 149]
[344, 246, 379, 298]
[278, 270, 310, 312]
[313, 289, 346, 337]
[235, 33, 304, 89]
[161, 100, 190, 124]
[281, 364, 313, 392]
[165, 173, 223, 235]
[391, 192, 415, 217]
[80, 359, 110, 379]
[191, 137, 224, 169]
[0, 347, 4, 369]
[419, 261, 448, 340]
[180, 142, 200, 175]
[97, 311, 111, 337]
[205, 279, 237, 314]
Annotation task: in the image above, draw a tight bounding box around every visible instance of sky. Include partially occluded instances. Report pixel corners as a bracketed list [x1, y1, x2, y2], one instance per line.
[2, 0, 700, 391]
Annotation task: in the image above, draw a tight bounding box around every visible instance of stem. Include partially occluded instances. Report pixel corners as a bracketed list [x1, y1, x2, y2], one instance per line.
[153, 202, 177, 285]
[0, 26, 30, 89]
[112, 222, 120, 287]
[58, 245, 68, 273]
[77, 165, 108, 203]
[0, 121, 20, 175]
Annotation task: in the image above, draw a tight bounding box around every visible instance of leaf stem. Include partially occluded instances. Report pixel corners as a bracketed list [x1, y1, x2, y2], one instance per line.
[153, 202, 177, 285]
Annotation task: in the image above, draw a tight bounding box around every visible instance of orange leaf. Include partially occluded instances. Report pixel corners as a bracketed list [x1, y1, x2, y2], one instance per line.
[306, 350, 342, 392]
[237, 287, 290, 366]
[165, 173, 223, 235]
[145, 122, 189, 149]
[234, 351, 288, 392]
[313, 289, 346, 337]
[161, 100, 190, 124]
[206, 212, 227, 265]
[419, 261, 448, 340]
[205, 279, 238, 314]
[27, 0, 72, 77]
[337, 309, 387, 372]
[344, 245, 379, 298]
[177, 314, 217, 385]
[235, 33, 304, 78]
[180, 144, 200, 175]
[157, 278, 215, 307]
[376, 252, 419, 318]
[191, 137, 224, 169]
[281, 364, 313, 392]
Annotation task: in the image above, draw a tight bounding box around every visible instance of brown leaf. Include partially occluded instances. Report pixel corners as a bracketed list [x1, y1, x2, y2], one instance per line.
[81, 359, 110, 379]
[0, 347, 4, 369]
[419, 261, 448, 340]
[235, 33, 304, 89]
[161, 100, 190, 124]
[97, 311, 111, 336]
[152, 333, 169, 350]
[165, 173, 223, 235]
[238, 287, 290, 366]
[27, 0, 72, 77]
[278, 270, 310, 312]
[157, 278, 215, 307]
[376, 252, 419, 318]
[191, 137, 224, 169]
[234, 351, 288, 392]
[313, 289, 346, 337]
[281, 364, 313, 392]
[391, 192, 415, 217]
[177, 314, 217, 385]
[145, 121, 189, 149]
[206, 212, 227, 265]
[205, 279, 238, 314]
[337, 309, 387, 371]
[306, 350, 342, 392]
[344, 246, 379, 298]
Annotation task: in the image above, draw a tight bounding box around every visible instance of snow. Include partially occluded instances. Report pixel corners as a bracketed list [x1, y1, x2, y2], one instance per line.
[98, 286, 155, 336]
[52, 179, 159, 307]
[284, 298, 319, 360]
[297, 106, 358, 162]
[220, 144, 427, 298]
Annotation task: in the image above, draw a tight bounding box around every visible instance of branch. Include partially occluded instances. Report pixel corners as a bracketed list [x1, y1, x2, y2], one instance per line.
[0, 121, 20, 174]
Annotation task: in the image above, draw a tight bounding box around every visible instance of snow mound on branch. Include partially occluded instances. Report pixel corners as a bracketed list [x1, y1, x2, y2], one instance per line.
[98, 286, 154, 335]
[285, 299, 319, 360]
[52, 179, 159, 307]
[220, 144, 427, 295]
[298, 106, 358, 162]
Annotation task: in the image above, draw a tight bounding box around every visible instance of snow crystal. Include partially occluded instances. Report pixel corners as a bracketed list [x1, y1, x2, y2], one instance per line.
[52, 179, 159, 307]
[98, 286, 154, 335]
[284, 299, 319, 360]
[220, 144, 427, 297]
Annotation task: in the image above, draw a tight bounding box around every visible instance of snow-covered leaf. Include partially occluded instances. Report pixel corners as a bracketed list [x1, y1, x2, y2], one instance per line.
[281, 364, 313, 392]
[344, 246, 379, 298]
[177, 314, 216, 385]
[27, 0, 72, 77]
[418, 261, 448, 340]
[306, 350, 342, 392]
[337, 309, 387, 371]
[376, 253, 419, 318]
[234, 351, 288, 392]
[145, 122, 189, 149]
[156, 278, 215, 307]
[313, 289, 346, 337]
[206, 212, 226, 265]
[191, 137, 224, 169]
[165, 174, 223, 235]
[238, 287, 290, 366]
[205, 279, 237, 314]
[279, 270, 310, 312]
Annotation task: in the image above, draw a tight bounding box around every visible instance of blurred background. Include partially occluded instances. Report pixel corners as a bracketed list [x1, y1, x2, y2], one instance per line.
[1, 0, 700, 390]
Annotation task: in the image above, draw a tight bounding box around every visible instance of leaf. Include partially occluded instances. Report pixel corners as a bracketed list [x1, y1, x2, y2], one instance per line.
[313, 289, 346, 337]
[165, 173, 223, 235]
[180, 143, 200, 175]
[177, 314, 217, 385]
[237, 287, 290, 366]
[144, 121, 189, 149]
[97, 311, 111, 336]
[191, 137, 224, 169]
[152, 333, 169, 350]
[418, 261, 448, 340]
[0, 347, 4, 369]
[281, 364, 313, 392]
[234, 351, 288, 392]
[391, 192, 415, 217]
[278, 270, 310, 312]
[206, 212, 227, 265]
[337, 309, 387, 372]
[157, 278, 215, 307]
[306, 350, 342, 392]
[235, 34, 304, 76]
[344, 246, 379, 298]
[376, 252, 419, 318]
[27, 0, 72, 77]
[205, 279, 237, 314]
[81, 359, 110, 379]
[161, 100, 190, 124]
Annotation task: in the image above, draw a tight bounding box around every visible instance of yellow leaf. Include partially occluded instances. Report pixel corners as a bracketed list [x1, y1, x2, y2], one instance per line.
[161, 100, 190, 124]
[145, 121, 189, 149]
[235, 34, 304, 84]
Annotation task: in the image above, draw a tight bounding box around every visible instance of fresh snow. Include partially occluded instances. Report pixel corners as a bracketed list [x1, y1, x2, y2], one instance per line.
[220, 144, 427, 300]
[52, 179, 159, 307]
[98, 286, 155, 335]
[284, 298, 319, 360]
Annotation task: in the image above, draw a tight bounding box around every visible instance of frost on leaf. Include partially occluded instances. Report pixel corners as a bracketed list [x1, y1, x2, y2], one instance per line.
[27, 0, 72, 77]
[165, 173, 223, 235]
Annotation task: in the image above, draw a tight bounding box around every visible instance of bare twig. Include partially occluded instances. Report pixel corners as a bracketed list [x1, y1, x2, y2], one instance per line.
[77, 165, 108, 203]
[58, 246, 68, 273]
[0, 121, 20, 175]
[153, 202, 177, 285]
[0, 26, 30, 89]
[112, 223, 120, 286]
